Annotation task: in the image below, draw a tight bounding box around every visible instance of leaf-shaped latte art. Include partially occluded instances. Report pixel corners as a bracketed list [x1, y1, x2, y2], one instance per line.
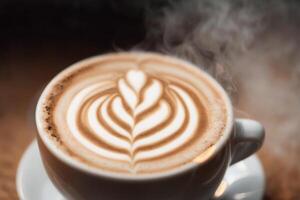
[66, 69, 200, 167]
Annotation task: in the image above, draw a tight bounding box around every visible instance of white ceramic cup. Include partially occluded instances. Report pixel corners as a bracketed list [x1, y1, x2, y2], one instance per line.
[36, 55, 265, 200]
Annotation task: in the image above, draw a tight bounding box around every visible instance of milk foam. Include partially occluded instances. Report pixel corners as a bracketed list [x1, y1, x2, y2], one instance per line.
[66, 69, 200, 164]
[38, 52, 229, 174]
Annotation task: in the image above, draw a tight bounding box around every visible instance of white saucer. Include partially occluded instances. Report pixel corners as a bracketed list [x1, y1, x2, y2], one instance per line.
[17, 140, 265, 200]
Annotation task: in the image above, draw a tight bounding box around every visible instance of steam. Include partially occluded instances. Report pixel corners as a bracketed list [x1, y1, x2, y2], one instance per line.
[135, 0, 300, 96]
[136, 0, 266, 96]
[143, 0, 263, 55]
[135, 0, 300, 198]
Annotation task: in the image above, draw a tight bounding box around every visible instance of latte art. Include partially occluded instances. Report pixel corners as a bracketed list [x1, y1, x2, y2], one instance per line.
[67, 69, 200, 167]
[38, 52, 229, 174]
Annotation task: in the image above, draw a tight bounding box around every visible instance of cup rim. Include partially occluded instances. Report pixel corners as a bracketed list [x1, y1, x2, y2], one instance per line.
[36, 51, 234, 181]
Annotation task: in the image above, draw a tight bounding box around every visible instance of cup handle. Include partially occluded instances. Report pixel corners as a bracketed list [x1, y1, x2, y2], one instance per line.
[230, 118, 265, 165]
[212, 119, 265, 199]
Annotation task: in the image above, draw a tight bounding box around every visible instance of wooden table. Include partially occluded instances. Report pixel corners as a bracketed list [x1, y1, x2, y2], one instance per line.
[1, 8, 300, 199]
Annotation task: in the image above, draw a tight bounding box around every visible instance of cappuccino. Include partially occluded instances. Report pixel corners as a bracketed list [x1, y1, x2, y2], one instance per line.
[36, 52, 229, 174]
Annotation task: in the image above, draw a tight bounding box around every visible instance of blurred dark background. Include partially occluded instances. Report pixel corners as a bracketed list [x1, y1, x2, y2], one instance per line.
[1, 0, 300, 199]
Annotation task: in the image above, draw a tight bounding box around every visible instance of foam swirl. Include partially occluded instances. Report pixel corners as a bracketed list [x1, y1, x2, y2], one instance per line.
[66, 69, 201, 166]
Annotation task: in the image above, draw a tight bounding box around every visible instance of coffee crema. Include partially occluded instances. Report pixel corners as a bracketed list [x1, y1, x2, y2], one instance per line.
[37, 52, 229, 174]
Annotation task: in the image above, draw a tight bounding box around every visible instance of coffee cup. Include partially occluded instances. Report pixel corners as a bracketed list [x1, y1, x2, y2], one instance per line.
[36, 52, 264, 200]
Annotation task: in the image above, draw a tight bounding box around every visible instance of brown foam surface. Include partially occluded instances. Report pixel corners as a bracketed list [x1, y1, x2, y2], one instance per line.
[37, 52, 229, 174]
